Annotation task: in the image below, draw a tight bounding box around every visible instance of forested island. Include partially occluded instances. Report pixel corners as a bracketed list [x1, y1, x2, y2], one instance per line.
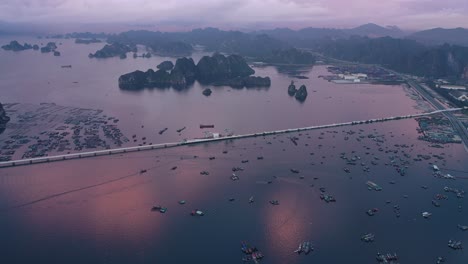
[31, 25, 468, 81]
[88, 42, 136, 59]
[1, 40, 34, 51]
[2, 40, 61, 56]
[287, 81, 308, 101]
[76, 29, 308, 63]
[105, 28, 468, 80]
[118, 53, 271, 90]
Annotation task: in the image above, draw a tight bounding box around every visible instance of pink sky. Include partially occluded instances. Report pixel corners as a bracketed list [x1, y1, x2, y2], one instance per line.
[1, 0, 467, 30]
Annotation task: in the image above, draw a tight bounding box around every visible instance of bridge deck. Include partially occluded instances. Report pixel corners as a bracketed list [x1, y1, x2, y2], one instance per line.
[0, 108, 464, 168]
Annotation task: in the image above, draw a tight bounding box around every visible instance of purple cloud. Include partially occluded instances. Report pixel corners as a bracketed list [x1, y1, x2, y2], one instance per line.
[0, 0, 467, 30]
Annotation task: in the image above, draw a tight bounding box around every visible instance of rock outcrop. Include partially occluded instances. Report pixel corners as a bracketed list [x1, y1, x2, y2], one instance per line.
[118, 70, 147, 90]
[89, 42, 135, 58]
[119, 58, 196, 90]
[32, 44, 39, 50]
[287, 81, 308, 101]
[288, 81, 297, 96]
[196, 53, 255, 81]
[295, 85, 308, 101]
[1, 40, 33, 51]
[172, 57, 197, 82]
[0, 102, 10, 134]
[53, 51, 61, 56]
[119, 54, 270, 90]
[157, 61, 174, 71]
[202, 88, 212, 96]
[40, 42, 58, 53]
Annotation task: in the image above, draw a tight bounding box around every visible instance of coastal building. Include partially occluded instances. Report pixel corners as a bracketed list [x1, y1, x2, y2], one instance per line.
[448, 90, 468, 102]
[457, 94, 468, 102]
[438, 84, 466, 90]
[338, 73, 367, 80]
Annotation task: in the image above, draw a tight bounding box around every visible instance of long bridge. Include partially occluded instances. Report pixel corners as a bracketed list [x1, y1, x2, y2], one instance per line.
[0, 107, 465, 169]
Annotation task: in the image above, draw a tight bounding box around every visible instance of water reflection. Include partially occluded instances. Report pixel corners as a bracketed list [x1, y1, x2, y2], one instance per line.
[1, 36, 467, 264]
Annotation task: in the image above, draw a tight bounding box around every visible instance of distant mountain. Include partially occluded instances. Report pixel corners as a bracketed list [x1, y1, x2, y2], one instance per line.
[407, 27, 468, 47]
[107, 28, 290, 58]
[347, 23, 405, 38]
[256, 23, 406, 48]
[258, 27, 346, 41]
[316, 36, 468, 79]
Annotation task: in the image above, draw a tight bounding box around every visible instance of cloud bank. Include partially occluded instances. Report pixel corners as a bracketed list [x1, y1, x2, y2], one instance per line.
[0, 0, 467, 30]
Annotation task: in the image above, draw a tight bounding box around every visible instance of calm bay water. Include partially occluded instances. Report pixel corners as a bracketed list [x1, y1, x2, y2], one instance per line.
[1, 37, 425, 145]
[0, 37, 467, 264]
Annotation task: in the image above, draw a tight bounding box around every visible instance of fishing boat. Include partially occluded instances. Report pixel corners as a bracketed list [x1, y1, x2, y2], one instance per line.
[241, 241, 263, 263]
[190, 209, 204, 216]
[241, 241, 249, 253]
[294, 241, 313, 254]
[376, 253, 398, 263]
[361, 233, 375, 242]
[200, 124, 214, 129]
[294, 243, 303, 253]
[151, 206, 167, 213]
[448, 240, 462, 250]
[269, 200, 279, 205]
[422, 211, 432, 218]
[366, 181, 382, 191]
[303, 242, 312, 254]
[231, 173, 240, 181]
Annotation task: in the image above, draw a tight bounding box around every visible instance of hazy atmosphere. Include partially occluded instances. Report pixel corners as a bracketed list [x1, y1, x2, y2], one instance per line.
[1, 0, 468, 30]
[1, 1, 467, 264]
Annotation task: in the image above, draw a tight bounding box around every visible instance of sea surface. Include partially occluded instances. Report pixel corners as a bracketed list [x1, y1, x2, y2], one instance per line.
[0, 37, 467, 264]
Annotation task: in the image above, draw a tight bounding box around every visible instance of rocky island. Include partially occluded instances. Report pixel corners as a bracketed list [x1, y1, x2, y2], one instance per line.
[157, 61, 174, 71]
[288, 81, 297, 96]
[295, 85, 308, 101]
[196, 53, 255, 81]
[119, 57, 196, 89]
[0, 102, 10, 134]
[89, 42, 136, 59]
[1, 40, 34, 51]
[40, 42, 58, 53]
[119, 53, 270, 90]
[3, 41, 63, 55]
[287, 81, 308, 101]
[202, 88, 212, 96]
